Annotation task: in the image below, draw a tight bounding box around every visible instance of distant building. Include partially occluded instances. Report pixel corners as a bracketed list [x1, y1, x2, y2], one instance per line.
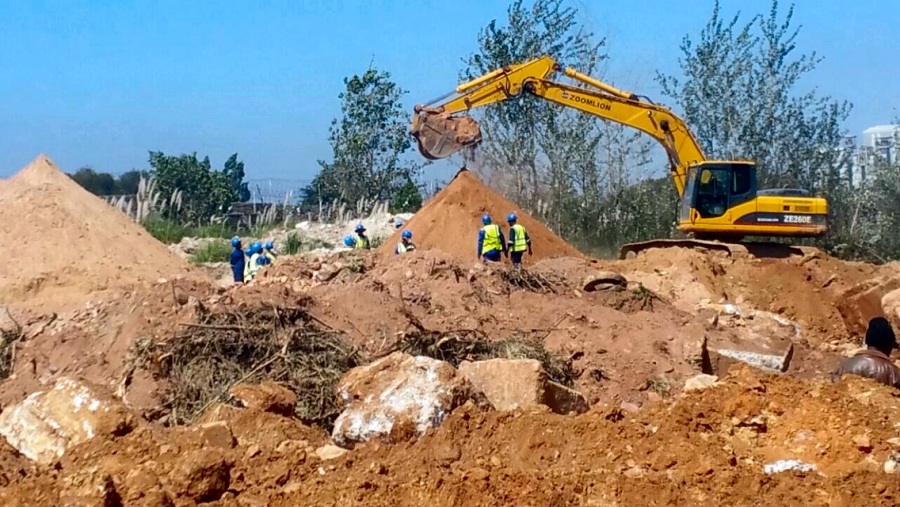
[842, 125, 898, 187]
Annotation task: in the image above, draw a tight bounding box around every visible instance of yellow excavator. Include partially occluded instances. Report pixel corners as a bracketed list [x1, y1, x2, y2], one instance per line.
[409, 56, 828, 258]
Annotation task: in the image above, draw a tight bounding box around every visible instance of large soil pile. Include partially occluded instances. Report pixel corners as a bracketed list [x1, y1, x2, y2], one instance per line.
[376, 169, 582, 265]
[0, 154, 189, 308]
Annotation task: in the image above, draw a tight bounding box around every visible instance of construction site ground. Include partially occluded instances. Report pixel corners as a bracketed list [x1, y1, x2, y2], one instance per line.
[2, 156, 900, 506]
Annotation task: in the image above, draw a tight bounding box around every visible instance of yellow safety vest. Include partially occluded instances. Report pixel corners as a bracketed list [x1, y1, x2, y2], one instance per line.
[396, 242, 416, 254]
[267, 251, 278, 264]
[481, 224, 502, 255]
[510, 224, 528, 252]
[245, 253, 261, 282]
[356, 236, 369, 249]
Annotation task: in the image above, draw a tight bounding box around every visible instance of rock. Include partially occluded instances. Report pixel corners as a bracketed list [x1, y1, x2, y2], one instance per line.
[228, 381, 297, 416]
[684, 374, 720, 392]
[457, 359, 588, 415]
[196, 403, 241, 425]
[331, 352, 489, 448]
[60, 465, 121, 507]
[763, 459, 817, 474]
[168, 449, 231, 503]
[195, 421, 236, 449]
[885, 452, 900, 474]
[682, 335, 709, 372]
[0, 377, 135, 464]
[837, 276, 900, 338]
[0, 305, 19, 336]
[853, 434, 873, 452]
[315, 444, 348, 461]
[883, 289, 900, 329]
[122, 466, 173, 506]
[582, 271, 626, 292]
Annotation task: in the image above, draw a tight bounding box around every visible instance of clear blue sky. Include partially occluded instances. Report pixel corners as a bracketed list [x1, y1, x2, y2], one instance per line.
[1, 0, 897, 181]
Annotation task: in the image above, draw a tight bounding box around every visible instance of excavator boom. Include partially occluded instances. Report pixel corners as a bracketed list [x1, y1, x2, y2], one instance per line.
[410, 56, 706, 196]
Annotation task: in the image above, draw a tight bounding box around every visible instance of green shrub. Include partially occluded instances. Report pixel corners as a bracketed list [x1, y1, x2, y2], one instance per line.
[283, 232, 302, 255]
[190, 240, 232, 263]
[143, 218, 191, 244]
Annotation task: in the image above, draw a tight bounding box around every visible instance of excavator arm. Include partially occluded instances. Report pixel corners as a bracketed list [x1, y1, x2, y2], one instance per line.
[410, 55, 706, 196]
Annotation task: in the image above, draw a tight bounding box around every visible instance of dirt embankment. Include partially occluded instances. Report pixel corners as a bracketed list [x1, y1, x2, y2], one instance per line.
[0, 154, 193, 311]
[376, 169, 582, 265]
[3, 367, 900, 506]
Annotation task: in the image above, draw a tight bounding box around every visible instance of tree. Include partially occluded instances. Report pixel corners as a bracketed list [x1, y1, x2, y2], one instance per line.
[391, 178, 424, 213]
[655, 1, 854, 255]
[70, 167, 117, 195]
[117, 170, 149, 195]
[462, 0, 608, 212]
[223, 154, 251, 202]
[304, 66, 423, 208]
[148, 152, 240, 223]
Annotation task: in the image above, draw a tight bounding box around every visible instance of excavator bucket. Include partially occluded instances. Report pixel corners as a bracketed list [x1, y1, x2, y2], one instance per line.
[410, 112, 482, 160]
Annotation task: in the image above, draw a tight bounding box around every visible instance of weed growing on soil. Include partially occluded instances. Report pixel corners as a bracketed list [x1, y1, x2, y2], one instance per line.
[144, 305, 362, 428]
[647, 376, 673, 396]
[283, 232, 302, 255]
[189, 240, 233, 263]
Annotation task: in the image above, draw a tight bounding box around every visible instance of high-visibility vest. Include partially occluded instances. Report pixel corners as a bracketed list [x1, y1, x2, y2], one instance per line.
[245, 253, 262, 282]
[356, 235, 369, 249]
[510, 224, 528, 252]
[481, 224, 502, 255]
[267, 250, 278, 264]
[396, 242, 416, 254]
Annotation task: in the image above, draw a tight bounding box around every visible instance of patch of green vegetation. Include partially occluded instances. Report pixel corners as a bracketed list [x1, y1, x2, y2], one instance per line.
[190, 240, 233, 264]
[283, 232, 302, 255]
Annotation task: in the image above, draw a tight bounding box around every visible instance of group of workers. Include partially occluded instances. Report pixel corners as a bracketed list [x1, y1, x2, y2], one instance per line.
[339, 212, 533, 265]
[342, 221, 417, 255]
[477, 212, 532, 265]
[229, 237, 279, 284]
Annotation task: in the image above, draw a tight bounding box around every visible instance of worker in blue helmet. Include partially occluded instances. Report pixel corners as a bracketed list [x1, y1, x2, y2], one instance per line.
[506, 212, 532, 266]
[264, 241, 279, 264]
[477, 213, 507, 263]
[353, 224, 371, 249]
[394, 219, 404, 230]
[244, 242, 265, 282]
[395, 229, 416, 254]
[229, 237, 246, 284]
[343, 235, 356, 248]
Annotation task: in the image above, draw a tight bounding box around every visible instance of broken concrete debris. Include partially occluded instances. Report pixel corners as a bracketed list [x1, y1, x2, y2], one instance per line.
[457, 358, 587, 414]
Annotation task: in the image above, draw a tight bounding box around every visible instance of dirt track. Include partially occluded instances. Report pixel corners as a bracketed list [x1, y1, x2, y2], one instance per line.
[2, 157, 900, 506]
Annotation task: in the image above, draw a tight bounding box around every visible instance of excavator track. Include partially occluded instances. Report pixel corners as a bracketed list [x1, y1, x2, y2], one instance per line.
[618, 238, 810, 261]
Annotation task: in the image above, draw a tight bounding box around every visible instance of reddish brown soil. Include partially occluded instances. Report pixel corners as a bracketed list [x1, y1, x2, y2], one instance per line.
[611, 246, 881, 346]
[0, 154, 192, 312]
[375, 169, 582, 265]
[3, 368, 900, 506]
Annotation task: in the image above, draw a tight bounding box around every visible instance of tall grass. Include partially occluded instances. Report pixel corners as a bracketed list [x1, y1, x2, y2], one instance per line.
[283, 232, 302, 255]
[189, 240, 233, 264]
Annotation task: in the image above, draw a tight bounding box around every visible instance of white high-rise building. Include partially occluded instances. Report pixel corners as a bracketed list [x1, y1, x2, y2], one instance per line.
[843, 125, 898, 187]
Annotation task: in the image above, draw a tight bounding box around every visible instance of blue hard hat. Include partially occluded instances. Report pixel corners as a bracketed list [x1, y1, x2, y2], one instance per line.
[265, 241, 274, 250]
[402, 229, 412, 239]
[355, 224, 366, 233]
[251, 242, 262, 253]
[231, 237, 241, 247]
[482, 214, 492, 225]
[507, 212, 517, 223]
[395, 220, 403, 229]
[343, 235, 355, 247]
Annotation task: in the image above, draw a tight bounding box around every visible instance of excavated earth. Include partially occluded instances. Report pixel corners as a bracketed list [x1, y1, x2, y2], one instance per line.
[3, 158, 900, 505]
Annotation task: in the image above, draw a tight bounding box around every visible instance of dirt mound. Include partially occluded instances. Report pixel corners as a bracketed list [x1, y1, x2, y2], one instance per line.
[613, 246, 879, 346]
[376, 169, 582, 265]
[0, 154, 190, 310]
